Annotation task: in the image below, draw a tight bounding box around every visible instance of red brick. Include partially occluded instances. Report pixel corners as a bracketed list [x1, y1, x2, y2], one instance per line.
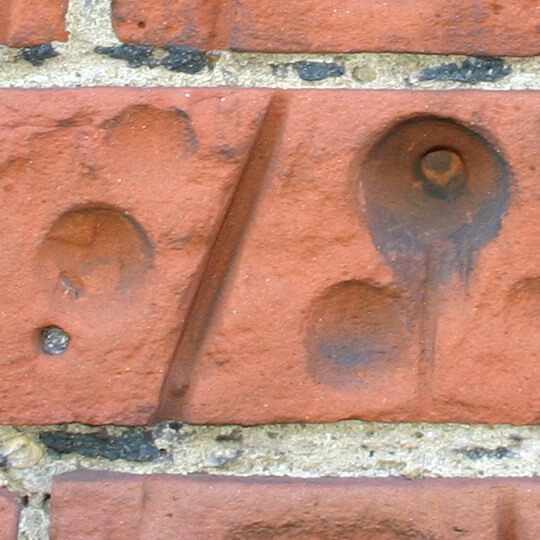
[112, 0, 540, 56]
[0, 89, 538, 425]
[0, 88, 272, 424]
[0, 489, 21, 539]
[50, 472, 540, 539]
[0, 0, 68, 47]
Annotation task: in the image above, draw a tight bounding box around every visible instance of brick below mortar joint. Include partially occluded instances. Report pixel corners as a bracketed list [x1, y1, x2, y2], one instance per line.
[0, 422, 537, 538]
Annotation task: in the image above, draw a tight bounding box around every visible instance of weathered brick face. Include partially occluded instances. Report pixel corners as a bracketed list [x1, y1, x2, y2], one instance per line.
[51, 473, 540, 539]
[0, 0, 68, 46]
[0, 489, 20, 539]
[112, 0, 540, 55]
[0, 89, 538, 425]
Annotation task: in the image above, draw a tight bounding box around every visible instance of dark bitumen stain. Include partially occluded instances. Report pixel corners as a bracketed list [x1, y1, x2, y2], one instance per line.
[20, 43, 59, 66]
[293, 61, 345, 81]
[161, 46, 208, 74]
[455, 446, 517, 460]
[419, 56, 511, 84]
[39, 430, 163, 462]
[94, 44, 208, 74]
[94, 44, 157, 68]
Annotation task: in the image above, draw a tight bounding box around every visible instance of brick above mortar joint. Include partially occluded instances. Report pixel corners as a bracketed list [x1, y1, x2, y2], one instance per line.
[0, 0, 539, 89]
[112, 0, 540, 57]
[0, 0, 68, 47]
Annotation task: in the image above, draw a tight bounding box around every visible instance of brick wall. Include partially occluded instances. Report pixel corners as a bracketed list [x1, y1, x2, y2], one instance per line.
[0, 0, 539, 537]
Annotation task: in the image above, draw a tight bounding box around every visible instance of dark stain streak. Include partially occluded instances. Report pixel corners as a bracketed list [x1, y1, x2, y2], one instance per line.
[174, 108, 199, 151]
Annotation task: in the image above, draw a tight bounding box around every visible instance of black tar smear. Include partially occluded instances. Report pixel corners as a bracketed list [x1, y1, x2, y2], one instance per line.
[293, 61, 345, 81]
[21, 43, 59, 66]
[419, 56, 511, 84]
[95, 44, 208, 74]
[39, 430, 162, 462]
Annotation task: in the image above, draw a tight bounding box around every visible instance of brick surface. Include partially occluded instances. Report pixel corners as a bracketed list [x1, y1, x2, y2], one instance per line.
[0, 88, 272, 424]
[0, 0, 68, 47]
[51, 472, 540, 539]
[0, 489, 21, 539]
[0, 89, 538, 425]
[112, 0, 540, 56]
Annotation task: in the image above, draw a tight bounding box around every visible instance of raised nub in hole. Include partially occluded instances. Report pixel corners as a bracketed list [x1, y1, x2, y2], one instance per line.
[419, 148, 466, 201]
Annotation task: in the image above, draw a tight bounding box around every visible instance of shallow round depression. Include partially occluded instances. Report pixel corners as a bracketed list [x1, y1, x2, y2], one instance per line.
[38, 206, 152, 306]
[361, 116, 510, 255]
[305, 281, 408, 388]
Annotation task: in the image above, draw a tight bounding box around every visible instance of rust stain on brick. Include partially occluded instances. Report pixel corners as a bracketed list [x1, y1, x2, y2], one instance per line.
[361, 115, 510, 402]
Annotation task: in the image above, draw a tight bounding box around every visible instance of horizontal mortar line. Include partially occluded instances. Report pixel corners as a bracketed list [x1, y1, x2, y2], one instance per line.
[1, 47, 539, 90]
[2, 421, 537, 480]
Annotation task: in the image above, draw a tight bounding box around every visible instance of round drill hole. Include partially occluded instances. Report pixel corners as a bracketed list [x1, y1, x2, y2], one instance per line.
[40, 326, 70, 355]
[419, 148, 466, 201]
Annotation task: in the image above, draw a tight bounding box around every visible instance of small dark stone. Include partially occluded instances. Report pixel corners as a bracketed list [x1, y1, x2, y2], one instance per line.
[270, 64, 289, 79]
[40, 326, 70, 355]
[21, 43, 59, 67]
[455, 446, 517, 460]
[0, 455, 8, 469]
[39, 431, 162, 462]
[294, 61, 345, 82]
[215, 429, 243, 443]
[168, 421, 184, 431]
[419, 56, 511, 84]
[161, 46, 207, 74]
[94, 44, 157, 68]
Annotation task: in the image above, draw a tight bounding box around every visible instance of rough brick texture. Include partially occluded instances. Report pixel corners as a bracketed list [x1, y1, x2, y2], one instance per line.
[0, 489, 21, 539]
[51, 472, 540, 539]
[0, 89, 538, 425]
[112, 0, 540, 56]
[0, 0, 68, 47]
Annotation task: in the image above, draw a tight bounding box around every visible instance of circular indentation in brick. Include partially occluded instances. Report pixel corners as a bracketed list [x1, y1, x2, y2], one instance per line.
[40, 326, 70, 355]
[361, 116, 509, 279]
[39, 207, 152, 306]
[305, 281, 407, 387]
